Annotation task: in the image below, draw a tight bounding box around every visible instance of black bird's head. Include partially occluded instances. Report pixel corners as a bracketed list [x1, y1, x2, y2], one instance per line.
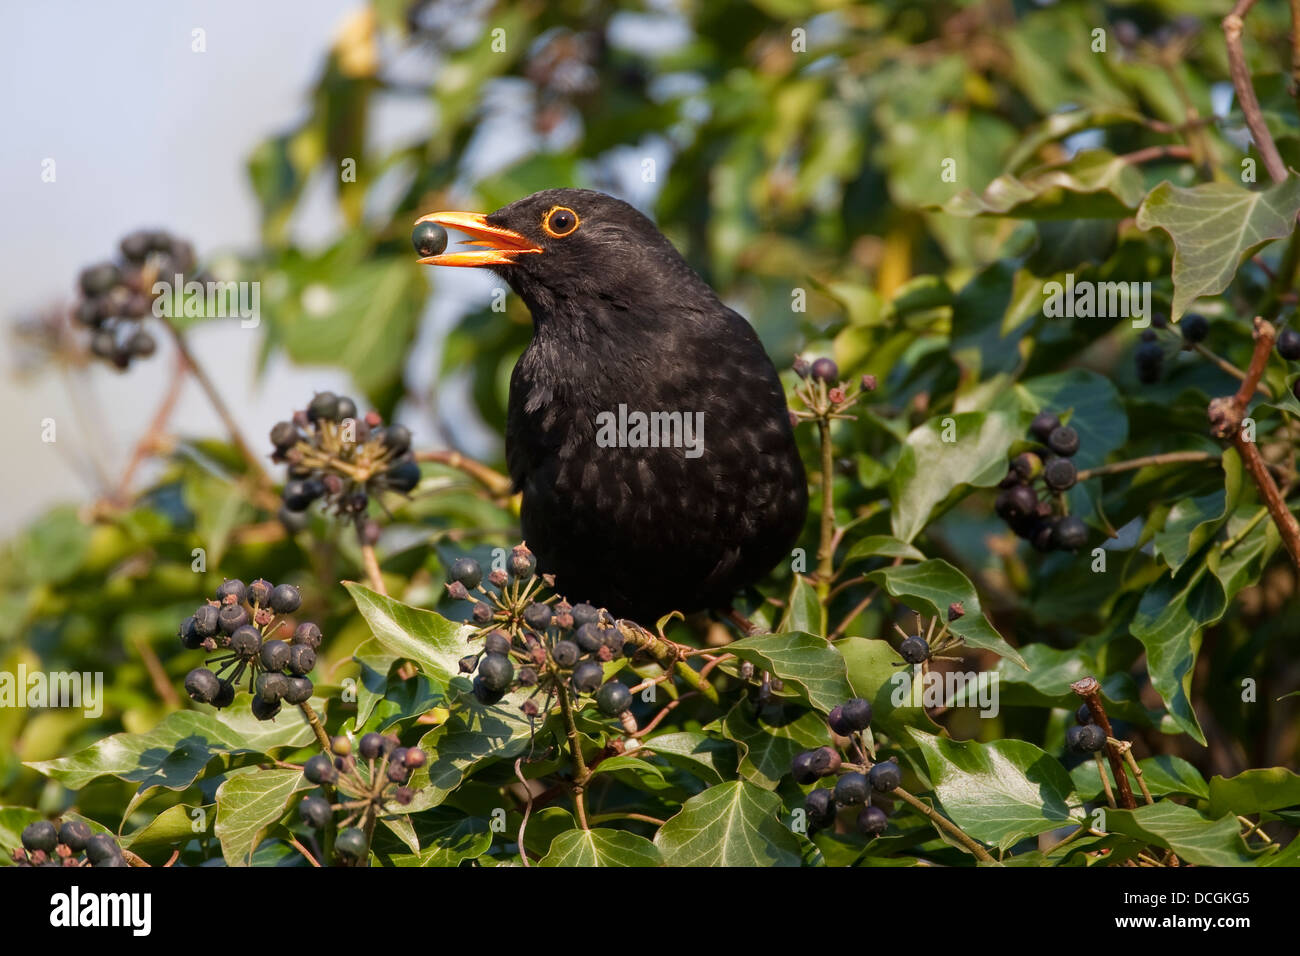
[414, 188, 712, 321]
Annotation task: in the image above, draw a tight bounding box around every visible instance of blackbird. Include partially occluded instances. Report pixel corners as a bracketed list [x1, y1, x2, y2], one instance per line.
[415, 188, 808, 623]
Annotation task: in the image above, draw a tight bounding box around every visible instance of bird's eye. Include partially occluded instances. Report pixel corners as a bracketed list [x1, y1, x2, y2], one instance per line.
[543, 206, 580, 238]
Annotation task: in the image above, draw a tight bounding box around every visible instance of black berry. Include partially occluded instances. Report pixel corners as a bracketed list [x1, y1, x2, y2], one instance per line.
[841, 698, 872, 731]
[292, 622, 322, 648]
[303, 753, 337, 785]
[571, 603, 599, 627]
[213, 679, 236, 708]
[477, 652, 514, 692]
[283, 677, 314, 705]
[575, 622, 604, 653]
[255, 672, 288, 703]
[269, 584, 301, 614]
[308, 391, 340, 422]
[179, 616, 204, 650]
[359, 733, 385, 759]
[804, 788, 837, 830]
[523, 603, 552, 629]
[1043, 457, 1077, 492]
[251, 695, 282, 721]
[1066, 723, 1107, 753]
[808, 746, 842, 777]
[382, 424, 412, 455]
[334, 827, 367, 860]
[1029, 412, 1061, 443]
[184, 667, 220, 703]
[857, 805, 888, 837]
[448, 557, 482, 589]
[85, 834, 122, 864]
[218, 603, 250, 634]
[1047, 425, 1080, 457]
[216, 578, 247, 603]
[336, 396, 358, 421]
[385, 460, 421, 492]
[288, 644, 316, 676]
[1052, 515, 1088, 551]
[834, 771, 870, 806]
[21, 821, 57, 853]
[596, 681, 632, 716]
[59, 819, 92, 852]
[1181, 313, 1209, 343]
[507, 547, 536, 579]
[483, 630, 511, 656]
[269, 420, 299, 449]
[472, 675, 505, 705]
[412, 221, 449, 258]
[260, 639, 291, 671]
[229, 625, 262, 661]
[193, 604, 220, 637]
[899, 635, 930, 664]
[552, 640, 580, 668]
[810, 357, 838, 382]
[247, 578, 274, 607]
[791, 751, 819, 785]
[995, 484, 1038, 522]
[571, 660, 604, 695]
[868, 761, 901, 792]
[1278, 328, 1300, 361]
[298, 795, 332, 829]
[1076, 703, 1094, 725]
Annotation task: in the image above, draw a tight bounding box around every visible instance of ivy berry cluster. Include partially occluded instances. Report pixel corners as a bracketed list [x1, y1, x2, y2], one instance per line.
[179, 577, 318, 720]
[789, 356, 876, 425]
[791, 697, 896, 839]
[445, 545, 634, 724]
[298, 733, 427, 865]
[71, 229, 196, 370]
[269, 391, 421, 534]
[994, 411, 1088, 552]
[1132, 312, 1209, 384]
[13, 820, 126, 868]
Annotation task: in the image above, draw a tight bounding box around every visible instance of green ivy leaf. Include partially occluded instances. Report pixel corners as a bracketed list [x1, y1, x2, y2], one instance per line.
[908, 730, 1084, 850]
[779, 575, 824, 637]
[842, 535, 927, 565]
[717, 701, 829, 790]
[344, 582, 472, 684]
[941, 149, 1146, 219]
[889, 411, 1020, 542]
[121, 803, 212, 851]
[1208, 768, 1300, 818]
[725, 631, 854, 713]
[540, 828, 663, 867]
[637, 732, 738, 786]
[654, 780, 805, 866]
[214, 768, 308, 867]
[370, 808, 492, 866]
[835, 637, 935, 737]
[1135, 176, 1300, 320]
[1104, 802, 1259, 866]
[1071, 755, 1208, 802]
[866, 560, 1027, 668]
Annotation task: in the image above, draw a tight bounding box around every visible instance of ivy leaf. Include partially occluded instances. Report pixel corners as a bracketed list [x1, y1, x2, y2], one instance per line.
[908, 730, 1084, 850]
[654, 780, 805, 866]
[214, 768, 308, 867]
[403, 703, 537, 811]
[717, 701, 829, 790]
[725, 631, 854, 713]
[25, 699, 315, 816]
[637, 732, 738, 786]
[121, 803, 212, 851]
[344, 582, 472, 685]
[889, 411, 1020, 542]
[842, 535, 927, 565]
[835, 637, 936, 737]
[1135, 176, 1300, 320]
[540, 828, 663, 867]
[779, 575, 824, 637]
[1208, 768, 1300, 818]
[1072, 755, 1208, 802]
[1104, 803, 1259, 866]
[866, 560, 1027, 668]
[370, 808, 492, 866]
[942, 149, 1146, 219]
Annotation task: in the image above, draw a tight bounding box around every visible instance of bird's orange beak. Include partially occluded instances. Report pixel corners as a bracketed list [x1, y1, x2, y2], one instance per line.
[413, 211, 542, 267]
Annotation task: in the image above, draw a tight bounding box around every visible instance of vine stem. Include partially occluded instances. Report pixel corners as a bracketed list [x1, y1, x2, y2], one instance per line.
[414, 449, 514, 498]
[1071, 677, 1136, 810]
[161, 318, 270, 487]
[555, 681, 590, 829]
[1074, 451, 1218, 482]
[1223, 0, 1288, 184]
[360, 541, 387, 596]
[1208, 318, 1300, 574]
[816, 416, 836, 608]
[112, 354, 186, 503]
[890, 787, 995, 862]
[514, 757, 533, 867]
[297, 701, 332, 754]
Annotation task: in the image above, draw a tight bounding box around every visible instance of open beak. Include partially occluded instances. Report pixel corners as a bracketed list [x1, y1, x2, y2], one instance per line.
[413, 211, 542, 267]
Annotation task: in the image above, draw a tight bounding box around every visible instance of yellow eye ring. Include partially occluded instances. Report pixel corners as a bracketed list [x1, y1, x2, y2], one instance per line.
[542, 206, 580, 238]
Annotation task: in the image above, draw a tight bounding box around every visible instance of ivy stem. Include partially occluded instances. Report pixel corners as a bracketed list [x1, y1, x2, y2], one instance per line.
[1095, 753, 1117, 808]
[414, 449, 514, 498]
[514, 757, 533, 867]
[1074, 451, 1218, 482]
[1223, 0, 1288, 184]
[816, 415, 836, 607]
[1112, 739, 1154, 805]
[297, 701, 331, 754]
[1071, 677, 1136, 810]
[161, 318, 271, 488]
[360, 541, 387, 596]
[890, 787, 995, 863]
[555, 680, 590, 829]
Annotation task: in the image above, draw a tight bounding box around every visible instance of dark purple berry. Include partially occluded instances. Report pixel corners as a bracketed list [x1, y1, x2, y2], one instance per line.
[868, 761, 901, 792]
[185, 668, 220, 703]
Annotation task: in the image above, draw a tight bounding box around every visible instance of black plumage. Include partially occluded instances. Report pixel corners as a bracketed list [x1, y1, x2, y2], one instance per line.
[416, 188, 807, 622]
